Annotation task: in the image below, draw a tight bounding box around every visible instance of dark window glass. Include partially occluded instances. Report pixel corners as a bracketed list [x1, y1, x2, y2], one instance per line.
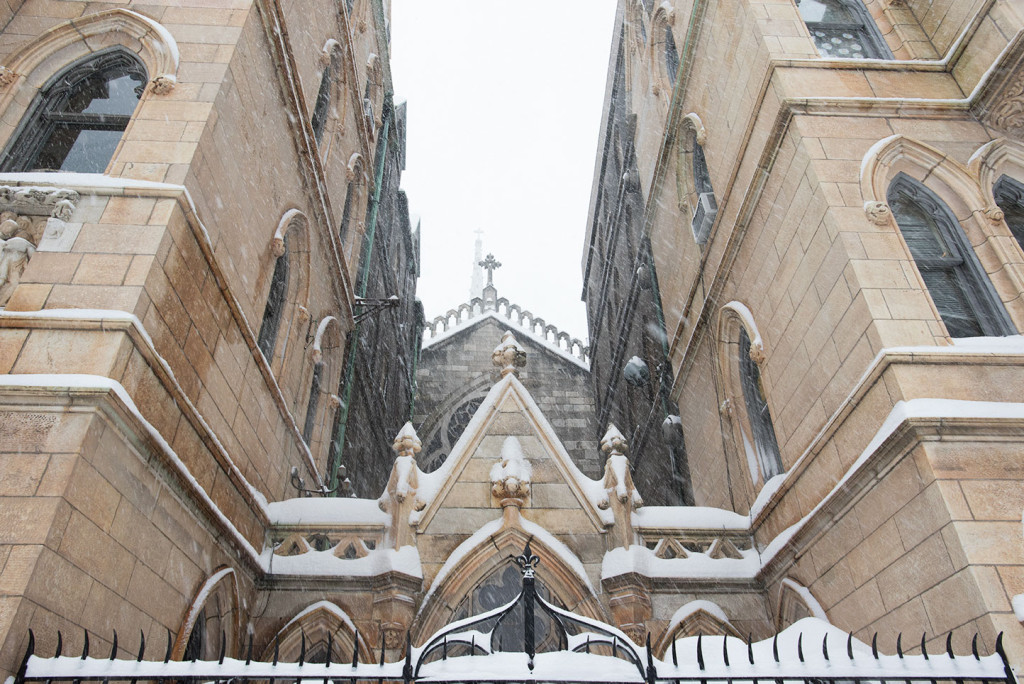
[183, 608, 207, 662]
[258, 242, 290, 362]
[796, 0, 892, 59]
[1, 49, 146, 173]
[302, 361, 324, 445]
[339, 182, 355, 242]
[693, 137, 713, 195]
[739, 327, 782, 480]
[993, 175, 1024, 253]
[888, 174, 1014, 338]
[664, 25, 679, 86]
[311, 55, 338, 144]
[346, 0, 354, 17]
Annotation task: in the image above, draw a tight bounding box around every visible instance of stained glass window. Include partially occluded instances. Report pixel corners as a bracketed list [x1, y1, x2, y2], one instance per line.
[739, 327, 782, 480]
[258, 240, 290, 362]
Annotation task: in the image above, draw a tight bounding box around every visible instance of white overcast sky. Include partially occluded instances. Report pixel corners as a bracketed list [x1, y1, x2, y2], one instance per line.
[390, 0, 618, 343]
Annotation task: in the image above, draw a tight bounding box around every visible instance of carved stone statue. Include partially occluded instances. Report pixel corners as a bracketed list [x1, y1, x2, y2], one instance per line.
[378, 422, 425, 549]
[0, 236, 35, 305]
[596, 424, 643, 550]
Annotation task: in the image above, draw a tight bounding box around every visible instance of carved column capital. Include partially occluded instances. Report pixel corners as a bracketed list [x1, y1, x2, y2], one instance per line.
[864, 200, 891, 226]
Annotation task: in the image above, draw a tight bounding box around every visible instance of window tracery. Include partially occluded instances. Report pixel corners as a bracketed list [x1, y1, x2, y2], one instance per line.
[795, 0, 892, 59]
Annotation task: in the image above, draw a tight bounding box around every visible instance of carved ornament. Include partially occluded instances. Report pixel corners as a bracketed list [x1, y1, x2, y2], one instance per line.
[864, 200, 891, 226]
[748, 340, 766, 365]
[0, 186, 79, 219]
[984, 205, 1005, 223]
[0, 66, 18, 88]
[490, 436, 532, 504]
[989, 70, 1024, 135]
[598, 424, 643, 550]
[492, 330, 527, 377]
[150, 74, 176, 94]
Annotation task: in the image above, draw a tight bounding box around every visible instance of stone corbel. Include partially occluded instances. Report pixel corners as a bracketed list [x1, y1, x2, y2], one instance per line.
[984, 205, 1005, 223]
[150, 74, 176, 94]
[864, 200, 891, 226]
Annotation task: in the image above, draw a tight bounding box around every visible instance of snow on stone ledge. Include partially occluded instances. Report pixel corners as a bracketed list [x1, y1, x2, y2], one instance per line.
[267, 497, 388, 527]
[281, 600, 358, 634]
[601, 544, 759, 580]
[264, 545, 421, 578]
[633, 506, 748, 530]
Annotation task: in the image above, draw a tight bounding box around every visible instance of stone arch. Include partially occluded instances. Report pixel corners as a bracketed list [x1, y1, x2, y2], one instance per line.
[655, 600, 740, 657]
[675, 112, 710, 220]
[775, 578, 827, 630]
[264, 600, 370, 664]
[311, 38, 348, 160]
[0, 9, 178, 106]
[414, 523, 604, 644]
[172, 567, 240, 661]
[260, 209, 311, 385]
[303, 315, 344, 466]
[716, 302, 782, 513]
[648, 1, 677, 97]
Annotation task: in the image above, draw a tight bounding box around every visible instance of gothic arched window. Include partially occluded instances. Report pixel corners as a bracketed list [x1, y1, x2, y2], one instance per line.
[1, 49, 147, 172]
[993, 175, 1024, 253]
[888, 174, 1014, 338]
[691, 134, 717, 244]
[302, 360, 324, 445]
[311, 52, 339, 144]
[738, 326, 782, 481]
[664, 24, 679, 86]
[796, 0, 892, 59]
[258, 240, 289, 362]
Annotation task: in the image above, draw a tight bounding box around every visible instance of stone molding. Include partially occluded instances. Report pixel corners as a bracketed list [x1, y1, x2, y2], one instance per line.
[0, 9, 178, 106]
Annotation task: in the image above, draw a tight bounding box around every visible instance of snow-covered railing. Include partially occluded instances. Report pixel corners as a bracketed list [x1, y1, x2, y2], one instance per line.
[423, 296, 589, 363]
[15, 545, 1018, 684]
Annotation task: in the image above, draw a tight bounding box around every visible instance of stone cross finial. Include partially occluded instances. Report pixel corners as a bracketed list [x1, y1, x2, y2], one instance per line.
[598, 423, 643, 550]
[492, 330, 527, 377]
[479, 253, 501, 287]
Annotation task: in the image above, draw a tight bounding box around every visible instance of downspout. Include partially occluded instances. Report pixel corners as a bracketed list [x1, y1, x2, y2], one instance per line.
[329, 93, 394, 492]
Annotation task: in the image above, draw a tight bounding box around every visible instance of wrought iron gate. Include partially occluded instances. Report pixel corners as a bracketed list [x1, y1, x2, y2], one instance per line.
[14, 543, 1019, 684]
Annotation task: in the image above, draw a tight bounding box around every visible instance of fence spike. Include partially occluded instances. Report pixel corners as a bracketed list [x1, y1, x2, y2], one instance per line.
[326, 632, 332, 668]
[696, 633, 704, 671]
[246, 633, 253, 665]
[471, 634, 475, 656]
[671, 635, 677, 666]
[15, 630, 34, 684]
[273, 634, 279, 666]
[847, 632, 853, 660]
[723, 634, 730, 666]
[163, 629, 171, 663]
[109, 630, 118, 661]
[82, 629, 90, 660]
[352, 629, 359, 667]
[972, 634, 980, 660]
[56, 631, 63, 658]
[442, 636, 448, 660]
[897, 633, 904, 659]
[137, 631, 145, 662]
[871, 633, 878, 660]
[402, 632, 412, 684]
[772, 632, 779, 663]
[612, 637, 618, 659]
[946, 632, 954, 659]
[645, 633, 657, 684]
[921, 633, 928, 660]
[379, 630, 386, 666]
[218, 631, 226, 665]
[299, 631, 306, 666]
[747, 633, 754, 665]
[797, 633, 804, 663]
[822, 634, 829, 661]
[996, 632, 1014, 684]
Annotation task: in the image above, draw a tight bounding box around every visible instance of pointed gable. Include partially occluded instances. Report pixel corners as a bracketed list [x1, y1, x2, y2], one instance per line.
[414, 373, 610, 537]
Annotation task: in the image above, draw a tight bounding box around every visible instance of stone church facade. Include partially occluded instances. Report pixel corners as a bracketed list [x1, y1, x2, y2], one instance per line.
[0, 0, 1022, 680]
